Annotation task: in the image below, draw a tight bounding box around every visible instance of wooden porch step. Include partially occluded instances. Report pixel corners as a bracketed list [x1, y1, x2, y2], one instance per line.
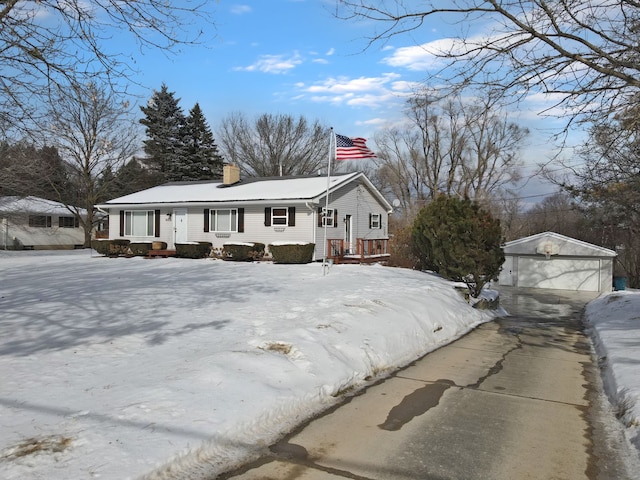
[145, 249, 177, 258]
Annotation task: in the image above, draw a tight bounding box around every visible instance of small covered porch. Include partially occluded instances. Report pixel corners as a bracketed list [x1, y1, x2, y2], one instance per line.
[326, 238, 390, 264]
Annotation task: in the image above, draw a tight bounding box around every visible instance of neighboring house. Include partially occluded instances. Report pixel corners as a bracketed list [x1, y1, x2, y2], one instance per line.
[498, 231, 616, 292]
[97, 167, 393, 261]
[0, 196, 86, 250]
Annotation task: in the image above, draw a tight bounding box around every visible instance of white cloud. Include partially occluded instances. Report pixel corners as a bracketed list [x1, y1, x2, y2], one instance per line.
[312, 58, 329, 64]
[235, 52, 303, 74]
[305, 73, 400, 94]
[297, 73, 415, 109]
[382, 38, 462, 71]
[326, 48, 335, 56]
[230, 5, 252, 15]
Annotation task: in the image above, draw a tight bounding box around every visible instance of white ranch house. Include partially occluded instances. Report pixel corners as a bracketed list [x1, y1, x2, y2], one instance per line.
[0, 196, 86, 250]
[98, 168, 393, 262]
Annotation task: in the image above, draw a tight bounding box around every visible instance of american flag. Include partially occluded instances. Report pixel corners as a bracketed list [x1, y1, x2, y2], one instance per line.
[335, 134, 376, 160]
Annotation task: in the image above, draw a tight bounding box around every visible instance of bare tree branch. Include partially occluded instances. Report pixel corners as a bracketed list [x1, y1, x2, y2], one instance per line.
[0, 0, 216, 135]
[217, 113, 333, 177]
[39, 81, 140, 246]
[337, 0, 640, 126]
[373, 91, 527, 209]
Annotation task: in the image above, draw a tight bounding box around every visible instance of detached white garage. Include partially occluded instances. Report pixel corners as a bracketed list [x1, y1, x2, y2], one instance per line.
[498, 232, 616, 292]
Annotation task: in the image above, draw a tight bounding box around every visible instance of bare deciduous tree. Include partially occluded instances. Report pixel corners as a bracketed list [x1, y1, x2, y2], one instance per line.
[41, 82, 140, 246]
[217, 113, 332, 177]
[338, 0, 640, 128]
[373, 93, 527, 211]
[0, 0, 216, 134]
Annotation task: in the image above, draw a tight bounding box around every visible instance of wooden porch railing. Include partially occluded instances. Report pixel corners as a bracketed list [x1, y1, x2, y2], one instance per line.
[327, 238, 389, 263]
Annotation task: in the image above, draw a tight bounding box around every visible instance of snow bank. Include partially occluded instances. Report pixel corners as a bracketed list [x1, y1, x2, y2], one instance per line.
[585, 291, 640, 449]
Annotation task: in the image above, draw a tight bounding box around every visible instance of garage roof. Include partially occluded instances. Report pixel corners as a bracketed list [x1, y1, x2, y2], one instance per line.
[503, 232, 616, 258]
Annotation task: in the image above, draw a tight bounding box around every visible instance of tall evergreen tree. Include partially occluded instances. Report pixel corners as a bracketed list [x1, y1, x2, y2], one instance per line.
[179, 103, 224, 180]
[412, 195, 504, 298]
[139, 84, 186, 182]
[99, 158, 159, 201]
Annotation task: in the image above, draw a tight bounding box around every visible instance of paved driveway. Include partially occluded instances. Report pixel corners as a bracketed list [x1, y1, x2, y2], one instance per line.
[220, 287, 633, 480]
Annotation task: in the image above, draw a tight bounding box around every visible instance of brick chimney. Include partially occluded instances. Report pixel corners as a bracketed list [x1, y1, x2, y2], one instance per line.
[223, 164, 240, 185]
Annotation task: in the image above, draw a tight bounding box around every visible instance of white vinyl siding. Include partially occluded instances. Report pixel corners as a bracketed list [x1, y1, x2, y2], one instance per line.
[313, 181, 389, 258]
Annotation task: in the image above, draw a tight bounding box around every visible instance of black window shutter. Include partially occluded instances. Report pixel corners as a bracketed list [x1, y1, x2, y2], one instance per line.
[264, 207, 271, 226]
[379, 214, 383, 229]
[75, 216, 79, 228]
[368, 213, 372, 229]
[288, 207, 296, 226]
[334, 209, 338, 228]
[46, 216, 52, 228]
[120, 211, 125, 236]
[317, 207, 323, 227]
[238, 208, 244, 232]
[204, 209, 210, 232]
[154, 210, 161, 237]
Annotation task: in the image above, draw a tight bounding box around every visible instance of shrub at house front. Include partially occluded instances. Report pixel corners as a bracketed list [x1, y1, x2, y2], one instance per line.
[176, 242, 212, 259]
[129, 242, 153, 256]
[109, 239, 131, 257]
[269, 242, 315, 264]
[411, 195, 504, 298]
[91, 239, 110, 256]
[222, 242, 265, 261]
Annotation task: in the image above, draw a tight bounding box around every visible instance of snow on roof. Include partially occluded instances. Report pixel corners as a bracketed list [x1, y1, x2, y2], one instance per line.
[101, 172, 386, 207]
[0, 196, 86, 216]
[504, 231, 616, 257]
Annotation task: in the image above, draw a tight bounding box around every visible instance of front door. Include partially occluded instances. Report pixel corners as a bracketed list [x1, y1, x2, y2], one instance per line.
[344, 214, 352, 255]
[173, 209, 188, 247]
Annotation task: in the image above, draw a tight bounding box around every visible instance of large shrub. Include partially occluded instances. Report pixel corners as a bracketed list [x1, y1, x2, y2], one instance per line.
[222, 242, 265, 261]
[91, 239, 110, 256]
[269, 242, 315, 264]
[176, 242, 212, 259]
[109, 239, 130, 257]
[129, 242, 153, 256]
[411, 195, 504, 298]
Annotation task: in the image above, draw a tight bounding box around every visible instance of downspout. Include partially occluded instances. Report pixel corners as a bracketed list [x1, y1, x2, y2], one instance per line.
[305, 202, 318, 260]
[2, 217, 7, 250]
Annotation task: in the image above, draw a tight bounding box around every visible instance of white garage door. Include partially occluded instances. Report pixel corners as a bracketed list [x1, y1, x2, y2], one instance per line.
[517, 257, 601, 291]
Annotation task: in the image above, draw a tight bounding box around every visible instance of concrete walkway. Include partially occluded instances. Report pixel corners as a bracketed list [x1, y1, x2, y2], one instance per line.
[220, 288, 634, 480]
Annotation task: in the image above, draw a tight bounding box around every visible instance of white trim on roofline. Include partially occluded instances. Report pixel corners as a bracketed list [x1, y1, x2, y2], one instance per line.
[504, 231, 616, 257]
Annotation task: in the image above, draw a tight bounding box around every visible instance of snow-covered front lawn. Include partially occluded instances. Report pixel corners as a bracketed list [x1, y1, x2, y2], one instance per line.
[1, 250, 638, 479]
[0, 251, 496, 479]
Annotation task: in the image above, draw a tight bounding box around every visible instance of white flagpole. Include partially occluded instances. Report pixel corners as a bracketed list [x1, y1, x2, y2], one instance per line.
[322, 128, 334, 275]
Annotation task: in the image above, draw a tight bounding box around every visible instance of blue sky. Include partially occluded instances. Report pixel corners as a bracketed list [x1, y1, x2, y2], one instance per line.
[117, 0, 571, 202]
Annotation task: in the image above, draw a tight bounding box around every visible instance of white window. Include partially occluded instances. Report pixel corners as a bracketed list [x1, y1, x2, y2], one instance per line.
[271, 207, 288, 226]
[28, 215, 51, 228]
[369, 213, 381, 229]
[125, 211, 154, 236]
[210, 209, 238, 232]
[59, 216, 79, 228]
[322, 208, 335, 227]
